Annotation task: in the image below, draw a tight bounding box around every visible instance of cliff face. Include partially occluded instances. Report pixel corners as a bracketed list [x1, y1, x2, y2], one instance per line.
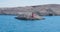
[0, 4, 60, 16]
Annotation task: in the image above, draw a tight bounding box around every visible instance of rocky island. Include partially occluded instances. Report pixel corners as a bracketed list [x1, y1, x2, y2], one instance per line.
[15, 12, 44, 20]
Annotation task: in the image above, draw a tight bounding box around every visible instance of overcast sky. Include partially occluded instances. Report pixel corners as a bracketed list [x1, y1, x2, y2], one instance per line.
[0, 0, 60, 7]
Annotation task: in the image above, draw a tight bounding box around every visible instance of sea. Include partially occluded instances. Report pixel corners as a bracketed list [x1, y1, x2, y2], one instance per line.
[0, 15, 60, 32]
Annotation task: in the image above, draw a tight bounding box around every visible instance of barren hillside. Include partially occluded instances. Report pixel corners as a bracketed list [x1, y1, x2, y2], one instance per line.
[0, 4, 60, 16]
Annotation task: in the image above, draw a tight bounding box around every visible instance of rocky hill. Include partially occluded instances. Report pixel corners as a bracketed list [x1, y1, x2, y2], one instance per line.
[0, 4, 60, 16]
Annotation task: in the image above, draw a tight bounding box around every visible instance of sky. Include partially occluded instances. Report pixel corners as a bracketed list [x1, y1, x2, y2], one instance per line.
[0, 0, 60, 7]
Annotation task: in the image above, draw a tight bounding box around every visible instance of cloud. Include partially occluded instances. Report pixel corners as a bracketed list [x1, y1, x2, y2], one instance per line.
[0, 0, 21, 7]
[0, 0, 38, 7]
[0, 0, 60, 7]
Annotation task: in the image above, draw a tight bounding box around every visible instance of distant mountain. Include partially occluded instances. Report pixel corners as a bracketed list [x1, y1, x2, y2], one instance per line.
[0, 4, 60, 16]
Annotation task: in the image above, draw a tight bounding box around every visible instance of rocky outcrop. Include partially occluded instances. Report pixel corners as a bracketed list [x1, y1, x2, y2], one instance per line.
[15, 14, 44, 20]
[0, 4, 60, 16]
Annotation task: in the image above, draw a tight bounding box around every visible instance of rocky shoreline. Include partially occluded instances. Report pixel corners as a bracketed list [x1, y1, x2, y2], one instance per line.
[0, 4, 60, 16]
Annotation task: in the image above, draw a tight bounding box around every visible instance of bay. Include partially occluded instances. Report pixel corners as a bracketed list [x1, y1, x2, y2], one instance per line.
[0, 15, 60, 32]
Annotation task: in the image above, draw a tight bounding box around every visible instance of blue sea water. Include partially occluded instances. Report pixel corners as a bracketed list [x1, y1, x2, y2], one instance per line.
[0, 15, 60, 32]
